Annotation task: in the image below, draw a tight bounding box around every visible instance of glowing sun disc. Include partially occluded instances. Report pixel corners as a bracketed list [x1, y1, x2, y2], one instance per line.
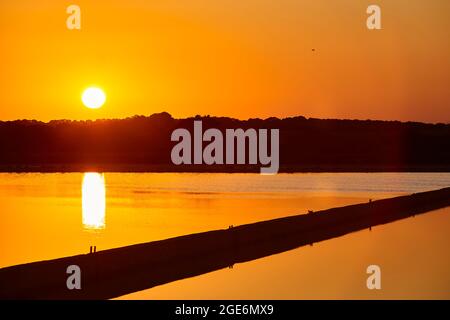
[82, 87, 106, 109]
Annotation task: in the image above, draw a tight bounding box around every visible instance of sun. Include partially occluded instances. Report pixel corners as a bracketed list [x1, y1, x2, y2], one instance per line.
[82, 87, 106, 109]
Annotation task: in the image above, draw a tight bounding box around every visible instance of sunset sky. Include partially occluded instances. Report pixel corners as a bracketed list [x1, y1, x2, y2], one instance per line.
[0, 0, 449, 123]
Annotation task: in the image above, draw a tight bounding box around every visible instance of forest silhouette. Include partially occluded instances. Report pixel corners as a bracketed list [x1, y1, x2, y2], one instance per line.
[0, 112, 449, 172]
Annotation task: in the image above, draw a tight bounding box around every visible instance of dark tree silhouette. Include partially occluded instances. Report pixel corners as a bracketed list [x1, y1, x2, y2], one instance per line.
[0, 112, 449, 172]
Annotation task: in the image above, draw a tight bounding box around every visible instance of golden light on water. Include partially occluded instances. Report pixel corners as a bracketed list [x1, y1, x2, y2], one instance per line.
[82, 172, 106, 229]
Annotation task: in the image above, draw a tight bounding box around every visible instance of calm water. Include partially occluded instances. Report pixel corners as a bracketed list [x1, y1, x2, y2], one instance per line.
[0, 172, 449, 299]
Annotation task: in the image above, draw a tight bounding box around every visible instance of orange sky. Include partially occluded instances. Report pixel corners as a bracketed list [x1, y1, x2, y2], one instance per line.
[0, 0, 449, 122]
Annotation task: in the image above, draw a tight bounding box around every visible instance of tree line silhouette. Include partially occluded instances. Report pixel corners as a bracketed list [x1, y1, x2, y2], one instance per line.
[0, 112, 449, 172]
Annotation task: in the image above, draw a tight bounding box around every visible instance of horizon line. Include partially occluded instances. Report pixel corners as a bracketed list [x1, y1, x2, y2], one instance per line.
[1, 112, 449, 126]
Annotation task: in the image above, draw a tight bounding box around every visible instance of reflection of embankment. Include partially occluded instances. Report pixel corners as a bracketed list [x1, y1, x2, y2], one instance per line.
[1, 187, 449, 300]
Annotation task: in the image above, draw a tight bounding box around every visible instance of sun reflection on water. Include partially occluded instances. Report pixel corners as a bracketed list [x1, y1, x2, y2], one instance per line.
[82, 172, 106, 230]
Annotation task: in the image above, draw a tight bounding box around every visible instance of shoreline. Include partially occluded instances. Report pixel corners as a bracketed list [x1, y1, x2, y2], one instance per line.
[1, 164, 450, 173]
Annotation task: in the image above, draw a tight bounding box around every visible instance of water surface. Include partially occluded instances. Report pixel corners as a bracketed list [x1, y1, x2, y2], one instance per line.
[0, 172, 449, 299]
